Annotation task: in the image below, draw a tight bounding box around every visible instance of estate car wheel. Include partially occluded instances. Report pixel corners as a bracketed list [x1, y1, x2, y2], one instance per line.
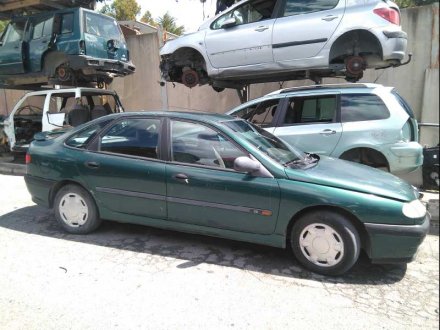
[290, 211, 360, 276]
[54, 184, 101, 234]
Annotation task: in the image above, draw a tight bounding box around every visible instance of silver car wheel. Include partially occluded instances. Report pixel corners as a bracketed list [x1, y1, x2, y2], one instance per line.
[299, 223, 344, 267]
[58, 193, 89, 227]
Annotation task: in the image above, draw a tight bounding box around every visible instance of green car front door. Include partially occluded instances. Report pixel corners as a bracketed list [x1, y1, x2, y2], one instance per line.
[166, 119, 280, 235]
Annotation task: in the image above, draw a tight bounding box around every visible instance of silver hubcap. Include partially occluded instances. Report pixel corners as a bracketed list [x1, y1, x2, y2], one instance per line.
[58, 193, 88, 227]
[299, 223, 344, 267]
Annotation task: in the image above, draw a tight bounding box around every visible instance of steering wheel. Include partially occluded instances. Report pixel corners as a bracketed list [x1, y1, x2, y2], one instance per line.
[16, 105, 43, 116]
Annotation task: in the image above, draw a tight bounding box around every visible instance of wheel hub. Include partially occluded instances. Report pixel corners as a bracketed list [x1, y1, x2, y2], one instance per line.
[59, 193, 88, 227]
[345, 56, 365, 76]
[181, 69, 199, 88]
[299, 223, 344, 267]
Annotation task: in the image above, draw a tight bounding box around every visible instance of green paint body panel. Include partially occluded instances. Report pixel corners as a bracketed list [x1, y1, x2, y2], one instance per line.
[24, 112, 429, 263]
[0, 8, 131, 79]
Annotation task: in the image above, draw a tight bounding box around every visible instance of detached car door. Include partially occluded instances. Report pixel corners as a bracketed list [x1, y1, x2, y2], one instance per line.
[205, 0, 277, 68]
[0, 19, 27, 74]
[75, 117, 167, 219]
[272, 0, 344, 61]
[273, 93, 342, 156]
[166, 119, 280, 235]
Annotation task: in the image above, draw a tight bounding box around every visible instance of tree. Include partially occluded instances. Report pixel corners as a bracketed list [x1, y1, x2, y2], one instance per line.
[99, 0, 141, 20]
[0, 20, 8, 34]
[157, 12, 185, 35]
[140, 10, 157, 26]
[394, 0, 437, 7]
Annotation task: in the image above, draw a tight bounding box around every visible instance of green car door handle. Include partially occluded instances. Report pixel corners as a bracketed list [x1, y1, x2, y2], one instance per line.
[85, 161, 100, 169]
[174, 173, 189, 183]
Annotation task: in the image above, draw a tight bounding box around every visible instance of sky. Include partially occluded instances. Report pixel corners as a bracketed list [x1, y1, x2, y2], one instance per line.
[99, 0, 219, 33]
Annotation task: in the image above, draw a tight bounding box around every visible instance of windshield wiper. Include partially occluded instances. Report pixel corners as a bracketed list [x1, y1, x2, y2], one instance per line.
[284, 153, 319, 167]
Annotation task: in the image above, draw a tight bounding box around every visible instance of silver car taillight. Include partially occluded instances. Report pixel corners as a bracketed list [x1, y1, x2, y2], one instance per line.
[374, 7, 401, 25]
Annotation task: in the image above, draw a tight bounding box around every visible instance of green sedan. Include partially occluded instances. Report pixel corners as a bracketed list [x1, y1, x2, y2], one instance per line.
[25, 112, 430, 275]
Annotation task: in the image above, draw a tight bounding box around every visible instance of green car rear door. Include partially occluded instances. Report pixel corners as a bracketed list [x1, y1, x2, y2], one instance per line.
[76, 117, 167, 219]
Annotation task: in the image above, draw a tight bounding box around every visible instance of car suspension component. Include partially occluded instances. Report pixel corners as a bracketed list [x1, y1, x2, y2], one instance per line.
[181, 68, 199, 88]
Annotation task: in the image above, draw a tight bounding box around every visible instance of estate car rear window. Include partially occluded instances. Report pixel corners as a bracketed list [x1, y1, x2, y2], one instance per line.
[341, 94, 390, 122]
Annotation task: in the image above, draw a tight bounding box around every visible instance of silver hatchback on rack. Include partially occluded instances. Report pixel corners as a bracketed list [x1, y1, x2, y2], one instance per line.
[227, 83, 423, 174]
[160, 0, 408, 90]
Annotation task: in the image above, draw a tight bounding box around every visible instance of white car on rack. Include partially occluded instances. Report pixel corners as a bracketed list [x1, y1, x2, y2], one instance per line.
[1, 87, 124, 152]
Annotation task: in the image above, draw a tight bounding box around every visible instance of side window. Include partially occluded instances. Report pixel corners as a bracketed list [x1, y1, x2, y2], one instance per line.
[66, 120, 111, 149]
[100, 118, 160, 159]
[341, 94, 390, 122]
[212, 0, 277, 29]
[61, 13, 74, 34]
[171, 120, 247, 169]
[247, 99, 279, 127]
[283, 95, 336, 124]
[3, 21, 26, 43]
[18, 95, 45, 115]
[42, 17, 53, 37]
[32, 21, 44, 39]
[48, 93, 75, 113]
[48, 96, 64, 113]
[283, 0, 339, 16]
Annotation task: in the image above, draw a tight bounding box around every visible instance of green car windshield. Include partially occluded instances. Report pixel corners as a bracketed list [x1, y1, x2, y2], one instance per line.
[223, 119, 306, 166]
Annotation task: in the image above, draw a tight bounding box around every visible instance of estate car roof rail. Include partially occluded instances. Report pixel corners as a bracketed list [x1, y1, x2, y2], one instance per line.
[268, 83, 383, 95]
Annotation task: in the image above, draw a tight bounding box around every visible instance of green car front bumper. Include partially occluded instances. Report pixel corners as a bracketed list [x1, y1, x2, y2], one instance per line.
[364, 214, 430, 264]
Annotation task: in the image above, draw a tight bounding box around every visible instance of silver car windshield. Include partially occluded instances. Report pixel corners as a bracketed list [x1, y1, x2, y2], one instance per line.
[223, 119, 308, 166]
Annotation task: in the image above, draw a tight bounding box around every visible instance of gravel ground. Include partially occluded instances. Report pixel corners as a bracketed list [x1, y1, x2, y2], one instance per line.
[0, 174, 438, 330]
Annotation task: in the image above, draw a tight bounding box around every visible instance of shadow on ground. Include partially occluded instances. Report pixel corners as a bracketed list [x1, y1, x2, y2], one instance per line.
[0, 205, 408, 284]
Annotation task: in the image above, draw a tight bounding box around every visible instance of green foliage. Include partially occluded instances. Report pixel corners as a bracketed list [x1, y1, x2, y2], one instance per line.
[140, 10, 157, 26]
[157, 12, 185, 35]
[99, 4, 115, 18]
[98, 1, 185, 35]
[0, 20, 8, 34]
[99, 0, 141, 20]
[394, 0, 438, 8]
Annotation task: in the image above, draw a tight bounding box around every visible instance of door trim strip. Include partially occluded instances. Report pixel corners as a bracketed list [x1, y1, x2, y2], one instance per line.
[272, 38, 328, 49]
[96, 187, 272, 216]
[96, 187, 166, 201]
[167, 196, 272, 216]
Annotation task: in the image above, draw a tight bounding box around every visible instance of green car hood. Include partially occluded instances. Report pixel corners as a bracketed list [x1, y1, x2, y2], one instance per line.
[284, 156, 418, 202]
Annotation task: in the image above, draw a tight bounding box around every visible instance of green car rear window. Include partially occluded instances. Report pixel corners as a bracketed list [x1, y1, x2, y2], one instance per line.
[65, 120, 111, 149]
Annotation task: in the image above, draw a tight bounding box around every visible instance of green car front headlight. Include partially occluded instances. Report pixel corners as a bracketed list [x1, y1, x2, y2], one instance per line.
[402, 199, 427, 219]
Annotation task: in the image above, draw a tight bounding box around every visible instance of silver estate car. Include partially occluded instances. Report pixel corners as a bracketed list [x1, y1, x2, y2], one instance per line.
[227, 83, 423, 174]
[160, 0, 407, 90]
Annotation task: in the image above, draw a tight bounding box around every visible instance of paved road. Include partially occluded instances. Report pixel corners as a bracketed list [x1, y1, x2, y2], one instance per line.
[0, 174, 438, 329]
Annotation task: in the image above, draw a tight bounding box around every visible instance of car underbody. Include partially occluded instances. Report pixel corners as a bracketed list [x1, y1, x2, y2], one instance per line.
[160, 51, 409, 91]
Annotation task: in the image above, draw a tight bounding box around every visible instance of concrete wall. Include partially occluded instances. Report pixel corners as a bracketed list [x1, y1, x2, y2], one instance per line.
[0, 90, 27, 117]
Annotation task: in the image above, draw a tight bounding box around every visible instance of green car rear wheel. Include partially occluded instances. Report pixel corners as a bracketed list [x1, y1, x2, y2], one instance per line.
[54, 184, 102, 234]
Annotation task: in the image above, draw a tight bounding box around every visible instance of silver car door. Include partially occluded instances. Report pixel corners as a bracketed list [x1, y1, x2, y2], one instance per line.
[273, 93, 342, 156]
[272, 0, 345, 62]
[205, 0, 277, 68]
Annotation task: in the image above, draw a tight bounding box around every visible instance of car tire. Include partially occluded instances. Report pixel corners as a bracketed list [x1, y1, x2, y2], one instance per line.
[54, 184, 101, 234]
[290, 211, 360, 276]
